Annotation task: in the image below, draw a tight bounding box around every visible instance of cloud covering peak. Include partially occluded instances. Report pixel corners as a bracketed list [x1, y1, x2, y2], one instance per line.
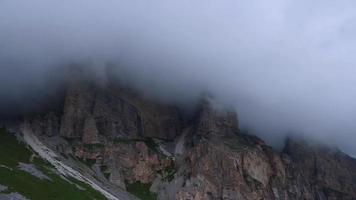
[1, 0, 356, 155]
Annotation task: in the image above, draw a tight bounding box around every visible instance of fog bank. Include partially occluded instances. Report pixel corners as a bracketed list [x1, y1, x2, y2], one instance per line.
[1, 0, 356, 155]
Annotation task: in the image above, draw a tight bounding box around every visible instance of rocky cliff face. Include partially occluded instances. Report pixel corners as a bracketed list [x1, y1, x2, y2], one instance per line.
[21, 73, 356, 200]
[58, 73, 182, 142]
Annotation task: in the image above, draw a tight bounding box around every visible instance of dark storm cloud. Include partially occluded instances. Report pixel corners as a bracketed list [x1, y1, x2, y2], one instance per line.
[1, 0, 356, 155]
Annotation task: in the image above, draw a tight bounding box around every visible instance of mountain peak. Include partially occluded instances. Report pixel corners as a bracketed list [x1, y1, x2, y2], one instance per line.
[1, 72, 356, 200]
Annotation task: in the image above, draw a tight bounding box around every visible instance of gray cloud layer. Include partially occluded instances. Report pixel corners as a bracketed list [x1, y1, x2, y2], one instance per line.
[1, 0, 356, 155]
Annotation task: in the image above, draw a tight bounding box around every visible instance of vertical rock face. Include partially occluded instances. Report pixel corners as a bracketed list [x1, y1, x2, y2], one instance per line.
[283, 138, 356, 199]
[147, 98, 356, 200]
[60, 81, 96, 138]
[195, 97, 239, 138]
[25, 112, 60, 137]
[20, 72, 356, 200]
[164, 132, 356, 200]
[166, 132, 281, 200]
[91, 89, 143, 139]
[82, 116, 100, 144]
[58, 75, 182, 141]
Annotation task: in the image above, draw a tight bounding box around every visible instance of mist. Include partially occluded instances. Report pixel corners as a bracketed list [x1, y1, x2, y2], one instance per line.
[1, 0, 356, 155]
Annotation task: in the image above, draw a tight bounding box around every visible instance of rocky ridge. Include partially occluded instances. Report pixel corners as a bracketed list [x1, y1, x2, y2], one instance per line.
[19, 71, 356, 200]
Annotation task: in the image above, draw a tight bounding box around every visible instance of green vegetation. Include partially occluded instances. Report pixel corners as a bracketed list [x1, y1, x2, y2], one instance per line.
[103, 172, 111, 179]
[0, 128, 107, 200]
[143, 138, 159, 153]
[113, 137, 159, 153]
[99, 166, 111, 179]
[83, 143, 105, 150]
[100, 165, 108, 172]
[0, 166, 106, 200]
[161, 166, 175, 182]
[159, 157, 175, 182]
[113, 138, 151, 144]
[77, 158, 97, 168]
[126, 181, 156, 200]
[0, 128, 32, 168]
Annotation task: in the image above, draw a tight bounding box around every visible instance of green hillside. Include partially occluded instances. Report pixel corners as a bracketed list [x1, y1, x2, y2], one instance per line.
[0, 128, 107, 200]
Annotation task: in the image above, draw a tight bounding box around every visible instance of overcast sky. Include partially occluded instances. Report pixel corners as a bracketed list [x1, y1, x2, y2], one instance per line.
[1, 0, 356, 155]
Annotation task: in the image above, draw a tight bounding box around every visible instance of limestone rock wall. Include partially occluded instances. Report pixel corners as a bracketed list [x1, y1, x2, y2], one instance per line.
[21, 74, 356, 200]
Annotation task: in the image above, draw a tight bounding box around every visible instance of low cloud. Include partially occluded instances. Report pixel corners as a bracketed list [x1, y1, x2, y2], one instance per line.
[1, 0, 356, 155]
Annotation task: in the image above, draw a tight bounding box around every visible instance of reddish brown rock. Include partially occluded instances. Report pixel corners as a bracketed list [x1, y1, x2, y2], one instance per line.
[20, 70, 356, 200]
[82, 116, 100, 144]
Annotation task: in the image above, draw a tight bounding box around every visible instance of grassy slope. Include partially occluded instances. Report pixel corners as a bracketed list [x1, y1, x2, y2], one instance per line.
[0, 128, 107, 200]
[126, 182, 156, 200]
